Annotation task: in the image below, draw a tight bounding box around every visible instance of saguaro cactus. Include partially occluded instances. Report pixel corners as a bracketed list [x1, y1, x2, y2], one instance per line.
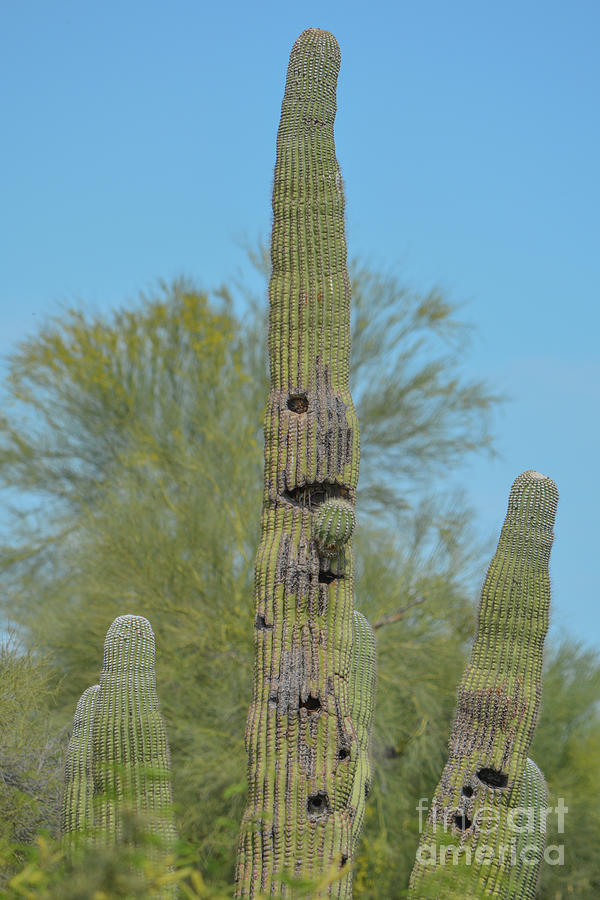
[505, 757, 549, 899]
[62, 683, 99, 845]
[409, 470, 558, 898]
[93, 614, 176, 855]
[235, 28, 372, 899]
[348, 611, 376, 854]
[62, 615, 177, 895]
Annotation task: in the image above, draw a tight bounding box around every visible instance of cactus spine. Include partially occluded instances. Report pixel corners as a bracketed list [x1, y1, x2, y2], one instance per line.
[62, 615, 176, 893]
[409, 470, 558, 898]
[235, 28, 372, 898]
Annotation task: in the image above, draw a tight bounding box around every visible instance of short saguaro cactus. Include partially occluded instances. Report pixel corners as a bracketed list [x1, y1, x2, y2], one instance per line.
[92, 615, 176, 851]
[62, 615, 177, 894]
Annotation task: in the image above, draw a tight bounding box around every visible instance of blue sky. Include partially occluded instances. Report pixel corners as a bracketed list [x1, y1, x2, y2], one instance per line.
[1, 1, 598, 648]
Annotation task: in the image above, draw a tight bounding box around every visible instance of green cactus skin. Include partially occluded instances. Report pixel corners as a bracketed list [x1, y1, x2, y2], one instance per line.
[408, 470, 558, 898]
[235, 28, 371, 899]
[62, 684, 99, 848]
[92, 615, 176, 859]
[505, 757, 548, 900]
[347, 611, 376, 854]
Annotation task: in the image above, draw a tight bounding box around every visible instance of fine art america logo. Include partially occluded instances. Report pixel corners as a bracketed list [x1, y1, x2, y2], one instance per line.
[415, 798, 567, 866]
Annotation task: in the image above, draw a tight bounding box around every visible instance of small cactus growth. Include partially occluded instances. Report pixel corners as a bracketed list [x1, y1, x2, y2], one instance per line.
[314, 499, 356, 559]
[62, 615, 176, 884]
[408, 470, 558, 898]
[234, 28, 373, 899]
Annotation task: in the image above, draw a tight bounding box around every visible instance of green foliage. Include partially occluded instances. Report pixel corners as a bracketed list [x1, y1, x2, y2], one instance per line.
[0, 636, 65, 867]
[531, 641, 600, 898]
[3, 827, 348, 899]
[4, 827, 228, 899]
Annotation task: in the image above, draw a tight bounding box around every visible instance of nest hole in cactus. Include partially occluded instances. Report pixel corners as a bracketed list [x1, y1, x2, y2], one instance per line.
[287, 394, 308, 413]
[318, 569, 343, 584]
[299, 695, 321, 714]
[338, 746, 350, 761]
[340, 855, 348, 868]
[283, 481, 350, 508]
[454, 812, 472, 831]
[307, 792, 330, 820]
[462, 785, 474, 798]
[254, 614, 273, 631]
[477, 768, 508, 788]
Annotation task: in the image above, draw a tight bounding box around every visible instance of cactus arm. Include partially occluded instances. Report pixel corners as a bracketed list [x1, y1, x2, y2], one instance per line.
[505, 757, 548, 900]
[235, 28, 366, 899]
[409, 470, 558, 898]
[61, 684, 99, 848]
[92, 614, 176, 859]
[347, 610, 376, 854]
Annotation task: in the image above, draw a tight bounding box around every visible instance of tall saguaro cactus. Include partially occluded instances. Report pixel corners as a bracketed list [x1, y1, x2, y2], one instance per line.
[409, 470, 558, 898]
[235, 28, 370, 899]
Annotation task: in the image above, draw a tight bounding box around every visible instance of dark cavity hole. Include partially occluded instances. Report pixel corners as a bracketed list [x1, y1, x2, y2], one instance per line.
[284, 481, 350, 509]
[287, 394, 308, 414]
[254, 614, 272, 631]
[318, 570, 343, 584]
[307, 792, 330, 820]
[477, 768, 508, 789]
[338, 747, 350, 761]
[299, 695, 321, 714]
[340, 855, 348, 869]
[454, 813, 472, 831]
[462, 785, 474, 798]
